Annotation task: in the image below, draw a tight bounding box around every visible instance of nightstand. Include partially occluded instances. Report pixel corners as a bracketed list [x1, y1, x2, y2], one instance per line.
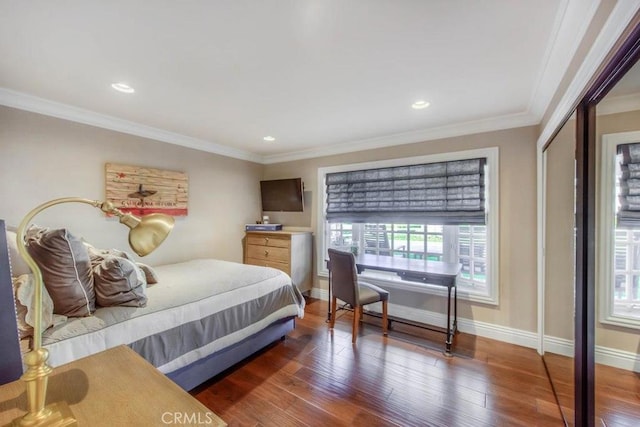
[0, 346, 226, 426]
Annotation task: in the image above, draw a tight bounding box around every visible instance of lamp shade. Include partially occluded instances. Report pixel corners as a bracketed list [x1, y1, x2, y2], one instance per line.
[128, 213, 175, 257]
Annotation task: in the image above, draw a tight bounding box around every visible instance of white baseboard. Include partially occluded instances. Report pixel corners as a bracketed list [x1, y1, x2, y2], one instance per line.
[543, 335, 574, 357]
[543, 335, 640, 372]
[309, 289, 538, 349]
[309, 288, 328, 301]
[380, 302, 539, 350]
[594, 345, 640, 372]
[311, 288, 640, 372]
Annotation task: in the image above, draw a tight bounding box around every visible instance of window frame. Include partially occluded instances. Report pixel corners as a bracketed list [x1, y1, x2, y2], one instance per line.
[599, 131, 640, 329]
[317, 147, 500, 305]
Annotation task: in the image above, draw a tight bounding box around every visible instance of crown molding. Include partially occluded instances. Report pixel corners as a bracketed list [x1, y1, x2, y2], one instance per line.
[537, 0, 640, 150]
[0, 86, 540, 165]
[262, 112, 538, 164]
[3, 0, 633, 168]
[0, 88, 262, 163]
[527, 0, 600, 118]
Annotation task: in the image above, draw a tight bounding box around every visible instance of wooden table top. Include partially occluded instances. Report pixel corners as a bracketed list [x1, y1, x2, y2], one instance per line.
[0, 346, 226, 426]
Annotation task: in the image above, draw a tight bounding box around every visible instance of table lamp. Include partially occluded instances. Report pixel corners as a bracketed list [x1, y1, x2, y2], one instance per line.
[13, 198, 174, 426]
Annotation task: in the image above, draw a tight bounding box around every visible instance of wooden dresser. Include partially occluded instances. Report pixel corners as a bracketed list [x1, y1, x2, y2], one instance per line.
[244, 231, 313, 293]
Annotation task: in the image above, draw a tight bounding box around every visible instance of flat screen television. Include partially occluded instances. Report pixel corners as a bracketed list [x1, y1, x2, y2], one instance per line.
[260, 178, 304, 212]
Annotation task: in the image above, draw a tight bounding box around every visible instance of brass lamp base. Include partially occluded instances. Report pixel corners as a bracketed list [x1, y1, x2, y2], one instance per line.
[10, 402, 77, 427]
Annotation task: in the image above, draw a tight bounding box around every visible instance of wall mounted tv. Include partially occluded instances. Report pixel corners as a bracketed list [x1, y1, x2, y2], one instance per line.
[260, 178, 304, 212]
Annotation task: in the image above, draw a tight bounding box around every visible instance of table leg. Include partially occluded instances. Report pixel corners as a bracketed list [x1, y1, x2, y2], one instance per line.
[444, 284, 453, 357]
[327, 267, 332, 322]
[453, 282, 458, 333]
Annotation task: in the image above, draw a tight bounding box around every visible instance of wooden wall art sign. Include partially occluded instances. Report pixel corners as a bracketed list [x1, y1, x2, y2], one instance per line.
[105, 163, 188, 216]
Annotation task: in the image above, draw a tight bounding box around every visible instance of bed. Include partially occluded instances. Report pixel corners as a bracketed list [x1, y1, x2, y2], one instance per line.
[0, 219, 305, 391]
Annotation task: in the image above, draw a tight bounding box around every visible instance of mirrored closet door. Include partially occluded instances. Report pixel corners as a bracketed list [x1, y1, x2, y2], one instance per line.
[572, 16, 640, 426]
[542, 113, 576, 424]
[592, 56, 640, 424]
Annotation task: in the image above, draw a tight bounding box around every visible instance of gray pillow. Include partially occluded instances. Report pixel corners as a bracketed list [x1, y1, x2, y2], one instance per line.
[26, 227, 95, 317]
[86, 245, 132, 268]
[136, 262, 159, 285]
[93, 256, 147, 307]
[87, 244, 159, 285]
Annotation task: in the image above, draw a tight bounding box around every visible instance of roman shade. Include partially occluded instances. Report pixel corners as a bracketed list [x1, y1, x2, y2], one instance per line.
[617, 142, 640, 227]
[325, 158, 487, 225]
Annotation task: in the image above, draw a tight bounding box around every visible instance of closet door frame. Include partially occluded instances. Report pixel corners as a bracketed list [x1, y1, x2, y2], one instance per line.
[574, 18, 640, 427]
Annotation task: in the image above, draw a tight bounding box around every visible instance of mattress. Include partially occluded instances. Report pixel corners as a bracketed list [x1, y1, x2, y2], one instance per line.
[42, 259, 305, 372]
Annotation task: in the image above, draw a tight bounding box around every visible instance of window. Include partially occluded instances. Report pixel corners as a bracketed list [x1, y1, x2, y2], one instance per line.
[318, 148, 499, 304]
[600, 132, 640, 327]
[327, 222, 489, 295]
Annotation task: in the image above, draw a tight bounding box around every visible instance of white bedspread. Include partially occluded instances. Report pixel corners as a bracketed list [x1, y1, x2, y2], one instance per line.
[42, 259, 305, 372]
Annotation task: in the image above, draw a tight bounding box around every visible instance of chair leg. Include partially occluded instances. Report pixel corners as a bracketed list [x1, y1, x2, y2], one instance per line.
[330, 297, 337, 329]
[359, 306, 364, 323]
[382, 300, 388, 336]
[352, 305, 360, 344]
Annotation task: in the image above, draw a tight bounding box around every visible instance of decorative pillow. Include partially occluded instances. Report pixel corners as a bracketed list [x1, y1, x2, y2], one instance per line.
[6, 230, 31, 277]
[12, 274, 60, 339]
[86, 245, 159, 285]
[136, 262, 159, 285]
[86, 245, 132, 268]
[93, 256, 147, 307]
[26, 226, 96, 317]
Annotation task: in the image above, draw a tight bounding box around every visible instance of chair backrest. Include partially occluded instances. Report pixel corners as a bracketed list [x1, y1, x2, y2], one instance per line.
[328, 248, 359, 306]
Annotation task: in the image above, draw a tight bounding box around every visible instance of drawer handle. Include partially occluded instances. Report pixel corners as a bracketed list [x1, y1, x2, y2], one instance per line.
[264, 250, 269, 256]
[265, 238, 269, 243]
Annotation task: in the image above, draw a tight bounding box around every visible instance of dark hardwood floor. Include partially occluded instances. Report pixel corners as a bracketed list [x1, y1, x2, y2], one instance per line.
[193, 297, 567, 426]
[544, 352, 640, 427]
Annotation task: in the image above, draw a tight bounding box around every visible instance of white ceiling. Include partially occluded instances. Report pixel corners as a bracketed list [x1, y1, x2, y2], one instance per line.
[0, 1, 606, 163]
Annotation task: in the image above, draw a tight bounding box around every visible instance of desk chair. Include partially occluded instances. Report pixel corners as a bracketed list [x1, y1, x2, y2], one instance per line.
[328, 248, 389, 344]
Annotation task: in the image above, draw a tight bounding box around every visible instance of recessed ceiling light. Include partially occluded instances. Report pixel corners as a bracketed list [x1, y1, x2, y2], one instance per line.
[412, 100, 430, 110]
[263, 136, 276, 142]
[111, 82, 135, 94]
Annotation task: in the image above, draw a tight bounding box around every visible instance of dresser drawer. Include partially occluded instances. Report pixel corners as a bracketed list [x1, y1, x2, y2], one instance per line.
[243, 230, 312, 293]
[246, 244, 290, 263]
[246, 235, 290, 248]
[245, 258, 291, 275]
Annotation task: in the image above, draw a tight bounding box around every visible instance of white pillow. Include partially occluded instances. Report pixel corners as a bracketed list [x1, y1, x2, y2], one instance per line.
[6, 230, 31, 276]
[12, 274, 65, 339]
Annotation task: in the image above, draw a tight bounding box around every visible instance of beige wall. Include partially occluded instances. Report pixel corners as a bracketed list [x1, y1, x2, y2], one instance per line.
[264, 126, 539, 332]
[0, 106, 263, 266]
[544, 119, 576, 342]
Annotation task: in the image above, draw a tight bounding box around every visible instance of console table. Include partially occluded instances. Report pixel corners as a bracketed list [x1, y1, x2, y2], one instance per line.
[0, 346, 226, 426]
[327, 253, 461, 355]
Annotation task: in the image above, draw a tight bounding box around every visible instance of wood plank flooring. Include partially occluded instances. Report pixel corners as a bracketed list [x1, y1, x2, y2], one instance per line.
[544, 352, 640, 426]
[192, 298, 566, 426]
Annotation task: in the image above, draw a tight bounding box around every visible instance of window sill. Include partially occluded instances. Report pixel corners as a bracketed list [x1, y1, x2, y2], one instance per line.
[318, 269, 498, 306]
[600, 314, 640, 331]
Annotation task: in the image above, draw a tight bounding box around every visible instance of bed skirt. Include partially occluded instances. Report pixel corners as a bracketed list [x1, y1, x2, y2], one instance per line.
[165, 316, 295, 390]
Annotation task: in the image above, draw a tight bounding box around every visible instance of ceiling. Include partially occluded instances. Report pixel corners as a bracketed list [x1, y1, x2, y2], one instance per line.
[0, 1, 607, 163]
